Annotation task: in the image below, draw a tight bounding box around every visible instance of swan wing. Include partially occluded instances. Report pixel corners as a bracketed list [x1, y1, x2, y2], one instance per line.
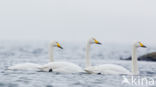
[39, 62, 84, 73]
[85, 64, 130, 75]
[8, 63, 41, 70]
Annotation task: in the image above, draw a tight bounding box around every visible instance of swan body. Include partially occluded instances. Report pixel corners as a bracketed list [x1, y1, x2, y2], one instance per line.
[84, 38, 146, 75]
[85, 64, 130, 75]
[8, 63, 41, 70]
[39, 62, 84, 73]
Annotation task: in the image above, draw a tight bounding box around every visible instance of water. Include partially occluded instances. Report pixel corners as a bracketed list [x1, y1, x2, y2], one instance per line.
[0, 41, 156, 87]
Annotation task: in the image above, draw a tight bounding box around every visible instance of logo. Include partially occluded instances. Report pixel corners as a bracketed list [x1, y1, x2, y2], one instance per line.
[121, 76, 155, 86]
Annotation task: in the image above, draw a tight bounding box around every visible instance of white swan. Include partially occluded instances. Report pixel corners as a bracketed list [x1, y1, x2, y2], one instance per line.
[37, 41, 84, 73]
[8, 41, 63, 70]
[84, 38, 146, 75]
[8, 63, 41, 70]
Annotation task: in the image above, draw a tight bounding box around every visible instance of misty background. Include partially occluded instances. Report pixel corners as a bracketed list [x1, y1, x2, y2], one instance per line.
[0, 0, 155, 45]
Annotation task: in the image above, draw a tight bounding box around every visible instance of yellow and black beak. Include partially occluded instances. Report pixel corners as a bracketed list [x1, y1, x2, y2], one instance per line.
[56, 42, 63, 49]
[139, 42, 147, 48]
[94, 39, 102, 45]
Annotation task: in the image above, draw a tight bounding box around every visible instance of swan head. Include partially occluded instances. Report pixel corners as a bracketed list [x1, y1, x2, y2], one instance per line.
[89, 37, 101, 45]
[135, 42, 146, 48]
[50, 41, 63, 49]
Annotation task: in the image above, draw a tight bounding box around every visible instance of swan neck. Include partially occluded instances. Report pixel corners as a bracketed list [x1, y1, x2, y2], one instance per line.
[49, 44, 54, 62]
[86, 42, 91, 68]
[132, 44, 138, 75]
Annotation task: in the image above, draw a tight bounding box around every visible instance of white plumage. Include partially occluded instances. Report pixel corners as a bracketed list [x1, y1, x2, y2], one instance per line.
[39, 62, 84, 73]
[8, 63, 41, 71]
[85, 64, 130, 75]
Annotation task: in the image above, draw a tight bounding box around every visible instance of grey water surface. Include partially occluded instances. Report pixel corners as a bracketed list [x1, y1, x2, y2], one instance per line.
[0, 41, 156, 87]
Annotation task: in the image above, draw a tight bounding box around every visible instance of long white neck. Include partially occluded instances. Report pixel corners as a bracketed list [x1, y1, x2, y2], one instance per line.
[85, 42, 91, 68]
[131, 44, 139, 75]
[49, 43, 54, 62]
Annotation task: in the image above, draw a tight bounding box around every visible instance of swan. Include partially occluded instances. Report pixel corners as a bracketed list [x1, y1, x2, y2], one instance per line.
[8, 63, 41, 71]
[84, 38, 146, 75]
[8, 41, 63, 70]
[37, 41, 84, 73]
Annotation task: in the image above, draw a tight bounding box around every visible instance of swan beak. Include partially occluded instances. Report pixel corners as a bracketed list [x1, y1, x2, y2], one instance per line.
[142, 45, 147, 48]
[94, 39, 102, 45]
[139, 42, 147, 48]
[59, 46, 63, 49]
[97, 42, 102, 45]
[56, 42, 63, 49]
